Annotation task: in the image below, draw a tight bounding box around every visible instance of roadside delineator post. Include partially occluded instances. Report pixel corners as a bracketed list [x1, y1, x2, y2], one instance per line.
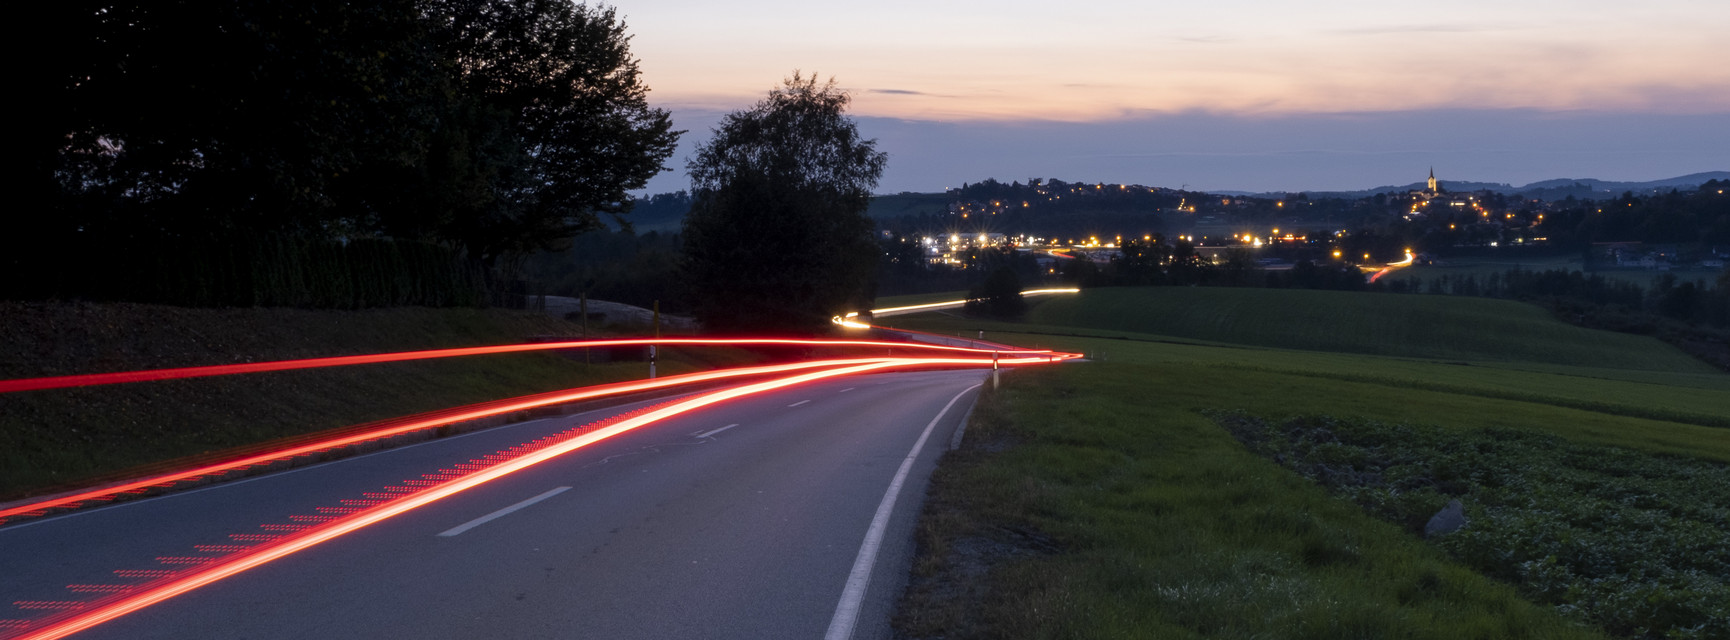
[650, 300, 661, 379]
[993, 351, 1000, 389]
[581, 292, 590, 366]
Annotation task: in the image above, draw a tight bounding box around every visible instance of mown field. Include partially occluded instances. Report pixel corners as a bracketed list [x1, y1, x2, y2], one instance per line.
[886, 287, 1730, 639]
[1396, 256, 1724, 290]
[1019, 287, 1714, 371]
[0, 303, 746, 499]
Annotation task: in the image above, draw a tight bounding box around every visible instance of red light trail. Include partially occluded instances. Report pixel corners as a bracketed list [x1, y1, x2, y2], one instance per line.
[3, 353, 1073, 640]
[0, 350, 1067, 526]
[0, 338, 1054, 394]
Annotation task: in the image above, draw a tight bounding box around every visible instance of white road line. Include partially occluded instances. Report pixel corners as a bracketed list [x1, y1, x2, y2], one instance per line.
[788, 400, 811, 407]
[824, 382, 982, 640]
[437, 486, 571, 537]
[839, 387, 855, 393]
[695, 424, 739, 439]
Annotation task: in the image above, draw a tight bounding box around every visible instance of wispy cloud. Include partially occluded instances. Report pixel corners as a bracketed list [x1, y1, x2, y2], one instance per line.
[1327, 24, 1516, 36]
[1169, 35, 1234, 44]
[869, 88, 931, 96]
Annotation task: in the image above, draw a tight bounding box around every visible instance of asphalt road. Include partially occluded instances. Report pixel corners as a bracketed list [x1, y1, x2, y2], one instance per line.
[1, 368, 987, 639]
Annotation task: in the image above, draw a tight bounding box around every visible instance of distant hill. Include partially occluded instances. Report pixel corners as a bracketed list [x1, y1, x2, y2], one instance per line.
[866, 191, 950, 220]
[1280, 171, 1728, 200]
[624, 190, 952, 231]
[621, 172, 1727, 233]
[622, 191, 692, 233]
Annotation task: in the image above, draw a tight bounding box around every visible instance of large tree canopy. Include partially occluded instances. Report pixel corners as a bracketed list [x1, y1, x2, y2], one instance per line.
[416, 0, 679, 263]
[681, 73, 887, 333]
[18, 0, 677, 295]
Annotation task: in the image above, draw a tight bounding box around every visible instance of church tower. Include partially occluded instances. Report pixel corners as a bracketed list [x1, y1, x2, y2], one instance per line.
[1427, 167, 1438, 194]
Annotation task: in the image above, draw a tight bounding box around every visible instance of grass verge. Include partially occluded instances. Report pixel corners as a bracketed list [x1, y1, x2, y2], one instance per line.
[0, 302, 743, 499]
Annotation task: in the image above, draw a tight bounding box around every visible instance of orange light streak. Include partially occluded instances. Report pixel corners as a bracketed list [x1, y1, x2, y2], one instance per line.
[0, 338, 1051, 395]
[866, 289, 1080, 317]
[10, 355, 1067, 640]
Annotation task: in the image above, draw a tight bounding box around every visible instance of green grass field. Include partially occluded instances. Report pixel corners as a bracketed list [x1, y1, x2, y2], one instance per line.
[873, 290, 970, 310]
[891, 286, 1730, 639]
[1396, 255, 1724, 290]
[1021, 287, 1712, 371]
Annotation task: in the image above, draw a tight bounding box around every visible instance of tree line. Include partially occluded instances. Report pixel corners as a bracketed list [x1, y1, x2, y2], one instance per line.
[13, 0, 677, 307]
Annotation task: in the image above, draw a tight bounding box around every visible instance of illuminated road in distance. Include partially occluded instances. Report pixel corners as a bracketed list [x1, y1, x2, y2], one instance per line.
[834, 288, 1080, 329]
[1, 367, 993, 639]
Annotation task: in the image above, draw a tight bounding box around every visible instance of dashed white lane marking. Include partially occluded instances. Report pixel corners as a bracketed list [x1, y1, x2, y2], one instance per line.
[788, 400, 811, 407]
[437, 486, 571, 537]
[839, 387, 856, 393]
[824, 382, 983, 640]
[695, 424, 739, 439]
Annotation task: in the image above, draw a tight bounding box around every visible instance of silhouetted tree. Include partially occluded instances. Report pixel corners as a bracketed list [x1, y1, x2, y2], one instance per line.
[1110, 238, 1168, 285]
[965, 266, 1025, 318]
[15, 0, 679, 302]
[681, 73, 887, 333]
[416, 0, 679, 265]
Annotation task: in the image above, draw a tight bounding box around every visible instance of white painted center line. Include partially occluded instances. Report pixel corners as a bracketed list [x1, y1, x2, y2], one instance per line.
[839, 387, 855, 393]
[788, 400, 811, 407]
[437, 486, 571, 537]
[695, 423, 739, 439]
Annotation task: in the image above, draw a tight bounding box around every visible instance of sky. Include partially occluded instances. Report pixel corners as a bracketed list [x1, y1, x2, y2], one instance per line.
[610, 0, 1730, 194]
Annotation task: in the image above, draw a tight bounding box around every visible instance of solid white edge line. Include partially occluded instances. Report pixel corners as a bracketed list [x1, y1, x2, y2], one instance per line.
[823, 381, 983, 640]
[948, 402, 979, 452]
[436, 486, 572, 537]
[695, 423, 739, 439]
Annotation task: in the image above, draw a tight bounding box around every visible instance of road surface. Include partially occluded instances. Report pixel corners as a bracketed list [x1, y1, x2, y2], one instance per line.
[0, 369, 986, 639]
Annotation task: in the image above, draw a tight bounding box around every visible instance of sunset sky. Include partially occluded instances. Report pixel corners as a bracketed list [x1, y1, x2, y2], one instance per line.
[612, 0, 1730, 194]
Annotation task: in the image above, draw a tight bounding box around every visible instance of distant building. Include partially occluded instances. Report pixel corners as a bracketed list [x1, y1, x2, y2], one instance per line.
[1410, 167, 1444, 200]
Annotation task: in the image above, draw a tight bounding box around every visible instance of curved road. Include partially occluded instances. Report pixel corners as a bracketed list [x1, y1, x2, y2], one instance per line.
[1, 369, 986, 639]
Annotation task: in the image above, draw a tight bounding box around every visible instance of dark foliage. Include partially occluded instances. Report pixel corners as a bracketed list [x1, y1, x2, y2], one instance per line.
[523, 229, 685, 312]
[1265, 260, 1368, 291]
[964, 267, 1025, 319]
[12, 0, 678, 305]
[681, 74, 886, 333]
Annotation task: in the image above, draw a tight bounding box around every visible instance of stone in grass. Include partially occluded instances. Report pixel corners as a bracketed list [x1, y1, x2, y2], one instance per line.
[1425, 499, 1468, 538]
